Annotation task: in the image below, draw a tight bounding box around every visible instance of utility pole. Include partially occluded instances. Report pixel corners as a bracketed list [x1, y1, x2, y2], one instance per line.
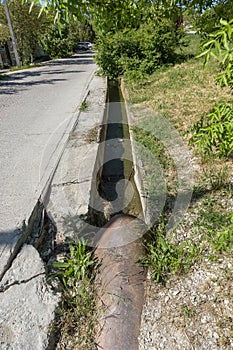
[3, 0, 21, 66]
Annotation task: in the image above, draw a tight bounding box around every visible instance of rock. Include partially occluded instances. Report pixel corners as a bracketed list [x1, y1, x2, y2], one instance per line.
[0, 244, 59, 350]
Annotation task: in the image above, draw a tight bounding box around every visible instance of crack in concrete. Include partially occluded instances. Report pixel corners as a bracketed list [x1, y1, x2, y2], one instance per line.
[52, 178, 90, 187]
[0, 272, 45, 293]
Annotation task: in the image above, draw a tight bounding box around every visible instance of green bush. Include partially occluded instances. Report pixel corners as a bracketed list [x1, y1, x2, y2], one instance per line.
[189, 102, 233, 159]
[95, 19, 182, 80]
[41, 22, 80, 59]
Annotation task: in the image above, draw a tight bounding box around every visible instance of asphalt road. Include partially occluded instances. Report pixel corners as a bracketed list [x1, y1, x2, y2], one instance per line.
[0, 53, 96, 233]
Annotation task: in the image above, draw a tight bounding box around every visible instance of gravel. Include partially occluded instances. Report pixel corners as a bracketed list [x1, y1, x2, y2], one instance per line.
[139, 256, 233, 350]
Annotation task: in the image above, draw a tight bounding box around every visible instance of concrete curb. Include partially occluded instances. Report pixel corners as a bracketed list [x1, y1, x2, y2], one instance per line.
[121, 80, 149, 226]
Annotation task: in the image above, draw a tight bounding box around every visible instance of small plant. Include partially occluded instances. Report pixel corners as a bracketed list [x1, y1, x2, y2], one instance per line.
[68, 131, 77, 141]
[208, 214, 233, 254]
[79, 100, 88, 111]
[189, 102, 233, 159]
[53, 239, 96, 285]
[84, 125, 99, 143]
[52, 239, 98, 349]
[181, 305, 196, 321]
[196, 165, 230, 192]
[140, 222, 203, 283]
[205, 165, 230, 190]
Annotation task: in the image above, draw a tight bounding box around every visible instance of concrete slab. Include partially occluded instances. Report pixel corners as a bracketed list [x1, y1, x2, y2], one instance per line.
[47, 75, 107, 240]
[0, 244, 59, 350]
[0, 53, 96, 279]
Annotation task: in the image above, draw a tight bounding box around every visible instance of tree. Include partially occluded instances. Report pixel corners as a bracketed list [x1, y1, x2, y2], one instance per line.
[0, 0, 52, 64]
[194, 0, 233, 35]
[41, 20, 88, 59]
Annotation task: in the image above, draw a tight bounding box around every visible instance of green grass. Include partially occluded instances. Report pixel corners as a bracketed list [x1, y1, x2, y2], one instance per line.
[140, 221, 204, 283]
[140, 205, 233, 283]
[10, 63, 41, 71]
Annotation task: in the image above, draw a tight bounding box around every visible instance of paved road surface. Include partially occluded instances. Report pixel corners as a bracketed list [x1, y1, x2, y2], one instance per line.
[0, 53, 96, 235]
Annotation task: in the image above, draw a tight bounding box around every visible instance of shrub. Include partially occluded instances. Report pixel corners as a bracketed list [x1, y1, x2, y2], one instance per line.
[41, 22, 80, 59]
[197, 19, 233, 87]
[189, 101, 233, 159]
[95, 19, 182, 80]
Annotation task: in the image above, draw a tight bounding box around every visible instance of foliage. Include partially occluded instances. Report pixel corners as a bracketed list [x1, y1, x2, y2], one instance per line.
[0, 23, 10, 44]
[27, 0, 225, 30]
[52, 239, 96, 286]
[41, 22, 78, 59]
[5, 0, 52, 64]
[41, 18, 95, 59]
[189, 101, 233, 158]
[75, 20, 95, 42]
[208, 216, 233, 253]
[95, 19, 182, 79]
[0, 1, 94, 64]
[51, 239, 98, 348]
[140, 203, 233, 283]
[197, 18, 233, 87]
[140, 221, 203, 283]
[194, 0, 233, 35]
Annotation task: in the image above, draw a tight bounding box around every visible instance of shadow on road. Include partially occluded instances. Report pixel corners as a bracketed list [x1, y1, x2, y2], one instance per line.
[0, 54, 94, 95]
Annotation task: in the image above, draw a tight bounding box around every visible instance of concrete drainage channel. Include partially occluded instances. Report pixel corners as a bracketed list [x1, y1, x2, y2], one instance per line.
[0, 76, 148, 349]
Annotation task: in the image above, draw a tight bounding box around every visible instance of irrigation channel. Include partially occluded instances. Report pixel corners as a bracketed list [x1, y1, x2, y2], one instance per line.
[92, 80, 147, 350]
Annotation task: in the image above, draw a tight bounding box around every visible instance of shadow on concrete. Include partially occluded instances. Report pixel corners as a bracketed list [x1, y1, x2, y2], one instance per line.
[0, 228, 21, 247]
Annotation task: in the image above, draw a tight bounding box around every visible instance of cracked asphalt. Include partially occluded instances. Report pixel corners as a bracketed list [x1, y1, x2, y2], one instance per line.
[0, 53, 96, 233]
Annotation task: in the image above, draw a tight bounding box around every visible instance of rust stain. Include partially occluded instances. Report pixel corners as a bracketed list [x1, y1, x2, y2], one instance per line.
[95, 214, 147, 350]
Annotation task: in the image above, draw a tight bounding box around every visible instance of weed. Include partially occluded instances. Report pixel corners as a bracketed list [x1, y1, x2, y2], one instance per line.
[79, 100, 88, 112]
[68, 131, 77, 141]
[194, 197, 230, 231]
[181, 305, 196, 321]
[132, 126, 168, 169]
[203, 165, 230, 190]
[53, 239, 96, 283]
[140, 221, 203, 283]
[51, 239, 98, 349]
[207, 214, 233, 254]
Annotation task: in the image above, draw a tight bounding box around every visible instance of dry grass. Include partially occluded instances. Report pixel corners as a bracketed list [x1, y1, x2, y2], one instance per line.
[84, 125, 99, 143]
[126, 59, 232, 132]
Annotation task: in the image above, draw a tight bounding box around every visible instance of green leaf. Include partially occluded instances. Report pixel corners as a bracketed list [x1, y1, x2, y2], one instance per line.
[196, 49, 210, 59]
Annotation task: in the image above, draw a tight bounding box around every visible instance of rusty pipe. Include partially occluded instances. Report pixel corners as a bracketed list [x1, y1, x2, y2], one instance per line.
[94, 214, 147, 350]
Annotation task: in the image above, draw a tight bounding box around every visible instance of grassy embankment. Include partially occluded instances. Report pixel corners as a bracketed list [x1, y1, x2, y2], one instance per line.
[125, 34, 233, 282]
